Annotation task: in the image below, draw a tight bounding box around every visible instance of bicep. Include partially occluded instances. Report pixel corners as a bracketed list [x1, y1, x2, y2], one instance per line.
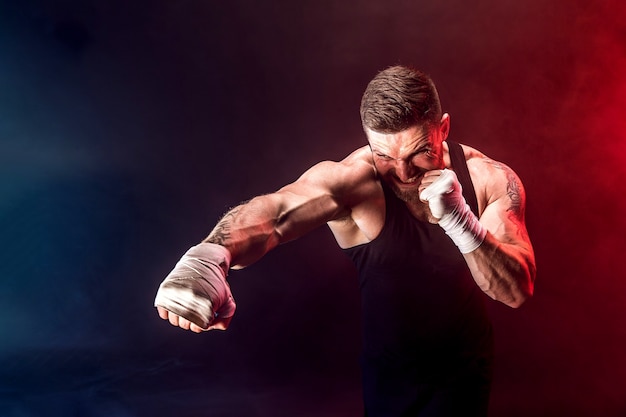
[272, 164, 352, 242]
[478, 164, 532, 251]
[480, 197, 530, 249]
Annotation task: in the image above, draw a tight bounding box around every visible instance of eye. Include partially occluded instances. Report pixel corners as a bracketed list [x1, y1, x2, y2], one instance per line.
[408, 149, 433, 164]
[420, 148, 435, 158]
[375, 153, 393, 161]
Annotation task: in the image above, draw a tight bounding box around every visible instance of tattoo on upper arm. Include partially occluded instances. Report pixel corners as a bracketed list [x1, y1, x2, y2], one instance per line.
[484, 159, 525, 220]
[505, 172, 523, 217]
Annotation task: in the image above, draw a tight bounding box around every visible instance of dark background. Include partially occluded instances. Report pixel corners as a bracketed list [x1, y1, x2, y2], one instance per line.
[1, 0, 626, 416]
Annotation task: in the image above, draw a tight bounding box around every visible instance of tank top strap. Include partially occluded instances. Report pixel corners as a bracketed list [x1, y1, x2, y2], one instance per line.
[447, 141, 479, 216]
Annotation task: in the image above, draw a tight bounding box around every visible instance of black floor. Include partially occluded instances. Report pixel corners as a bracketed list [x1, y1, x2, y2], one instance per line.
[0, 349, 363, 417]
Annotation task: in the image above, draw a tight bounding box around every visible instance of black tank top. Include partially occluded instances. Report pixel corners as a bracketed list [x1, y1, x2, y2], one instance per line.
[343, 141, 493, 381]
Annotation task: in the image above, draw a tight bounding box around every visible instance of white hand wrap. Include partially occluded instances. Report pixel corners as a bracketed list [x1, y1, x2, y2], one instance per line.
[419, 169, 486, 254]
[154, 243, 236, 329]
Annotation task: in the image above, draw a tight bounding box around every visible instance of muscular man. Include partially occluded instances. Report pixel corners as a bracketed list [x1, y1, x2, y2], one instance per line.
[154, 65, 536, 416]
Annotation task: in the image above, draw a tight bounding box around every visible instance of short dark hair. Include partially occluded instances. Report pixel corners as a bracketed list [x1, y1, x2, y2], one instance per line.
[360, 66, 442, 133]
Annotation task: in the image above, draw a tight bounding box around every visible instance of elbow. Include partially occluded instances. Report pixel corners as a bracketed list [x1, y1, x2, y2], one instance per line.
[486, 264, 535, 308]
[487, 284, 531, 309]
[506, 271, 535, 309]
[507, 289, 532, 308]
[475, 251, 537, 308]
[517, 262, 537, 307]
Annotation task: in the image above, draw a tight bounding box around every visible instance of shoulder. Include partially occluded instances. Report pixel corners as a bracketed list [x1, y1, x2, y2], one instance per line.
[307, 145, 375, 177]
[459, 143, 527, 215]
[297, 146, 378, 193]
[281, 145, 380, 207]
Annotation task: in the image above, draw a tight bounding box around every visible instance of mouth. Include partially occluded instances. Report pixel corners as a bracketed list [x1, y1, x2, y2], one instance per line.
[388, 175, 423, 203]
[393, 174, 421, 187]
[402, 176, 419, 183]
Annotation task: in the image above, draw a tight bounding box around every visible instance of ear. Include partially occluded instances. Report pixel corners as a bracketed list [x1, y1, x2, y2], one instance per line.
[439, 113, 451, 140]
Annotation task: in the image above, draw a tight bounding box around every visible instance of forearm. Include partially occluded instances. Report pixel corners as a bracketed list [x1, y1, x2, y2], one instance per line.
[203, 197, 283, 269]
[464, 233, 536, 308]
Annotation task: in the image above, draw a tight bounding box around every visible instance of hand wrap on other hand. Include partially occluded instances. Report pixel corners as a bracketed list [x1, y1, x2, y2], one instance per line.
[419, 169, 486, 254]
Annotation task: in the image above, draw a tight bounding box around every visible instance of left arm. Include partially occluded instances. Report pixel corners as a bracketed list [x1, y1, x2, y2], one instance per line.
[420, 160, 536, 308]
[464, 160, 536, 307]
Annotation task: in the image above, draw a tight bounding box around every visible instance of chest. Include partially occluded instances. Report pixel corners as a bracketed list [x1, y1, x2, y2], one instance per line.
[346, 192, 465, 275]
[330, 183, 437, 249]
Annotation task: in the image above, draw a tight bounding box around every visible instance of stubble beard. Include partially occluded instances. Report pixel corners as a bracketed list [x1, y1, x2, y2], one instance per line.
[389, 183, 422, 203]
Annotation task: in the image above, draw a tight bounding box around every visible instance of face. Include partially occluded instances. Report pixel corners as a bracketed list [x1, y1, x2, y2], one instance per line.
[366, 115, 449, 203]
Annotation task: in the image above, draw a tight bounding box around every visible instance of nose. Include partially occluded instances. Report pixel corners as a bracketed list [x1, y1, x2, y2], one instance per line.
[394, 160, 414, 182]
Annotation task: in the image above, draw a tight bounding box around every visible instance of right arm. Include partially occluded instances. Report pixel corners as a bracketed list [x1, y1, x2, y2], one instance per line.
[204, 161, 354, 269]
[156, 149, 377, 332]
